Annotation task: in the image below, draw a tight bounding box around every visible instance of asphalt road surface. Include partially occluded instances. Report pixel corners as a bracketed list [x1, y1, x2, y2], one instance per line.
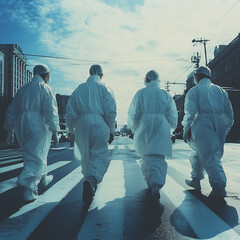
[0, 137, 239, 240]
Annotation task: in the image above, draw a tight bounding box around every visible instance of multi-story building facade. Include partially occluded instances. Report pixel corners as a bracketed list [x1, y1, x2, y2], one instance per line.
[0, 51, 4, 97]
[209, 34, 240, 88]
[208, 33, 240, 141]
[0, 44, 32, 98]
[0, 44, 33, 143]
[56, 94, 70, 130]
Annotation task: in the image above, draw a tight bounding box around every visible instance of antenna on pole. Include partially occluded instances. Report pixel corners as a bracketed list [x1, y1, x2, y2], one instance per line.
[192, 38, 210, 66]
[191, 52, 201, 68]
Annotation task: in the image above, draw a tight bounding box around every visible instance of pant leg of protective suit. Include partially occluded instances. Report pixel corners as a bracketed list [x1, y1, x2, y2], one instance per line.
[143, 154, 167, 189]
[190, 150, 204, 180]
[17, 154, 43, 191]
[15, 132, 51, 192]
[75, 135, 90, 177]
[195, 127, 226, 190]
[201, 149, 226, 190]
[140, 157, 150, 187]
[87, 135, 110, 184]
[192, 117, 227, 190]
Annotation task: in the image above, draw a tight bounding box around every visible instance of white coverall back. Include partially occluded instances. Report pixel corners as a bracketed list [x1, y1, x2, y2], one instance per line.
[4, 75, 59, 191]
[128, 81, 178, 188]
[66, 75, 116, 183]
[182, 78, 234, 190]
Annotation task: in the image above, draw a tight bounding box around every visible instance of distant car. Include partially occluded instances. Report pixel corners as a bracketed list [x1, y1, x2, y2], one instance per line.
[58, 132, 69, 143]
[174, 132, 183, 140]
[129, 133, 134, 139]
[114, 131, 120, 136]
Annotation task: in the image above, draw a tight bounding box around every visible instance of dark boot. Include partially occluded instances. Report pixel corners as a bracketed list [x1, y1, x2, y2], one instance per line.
[185, 178, 201, 190]
[82, 176, 97, 204]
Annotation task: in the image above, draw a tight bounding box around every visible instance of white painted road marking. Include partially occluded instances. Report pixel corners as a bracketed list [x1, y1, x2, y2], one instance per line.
[0, 163, 23, 174]
[0, 166, 83, 240]
[0, 157, 23, 166]
[163, 175, 240, 239]
[0, 161, 71, 194]
[77, 160, 125, 240]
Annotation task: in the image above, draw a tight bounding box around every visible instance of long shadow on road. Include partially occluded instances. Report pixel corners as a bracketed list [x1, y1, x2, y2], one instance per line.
[171, 190, 239, 239]
[122, 153, 165, 240]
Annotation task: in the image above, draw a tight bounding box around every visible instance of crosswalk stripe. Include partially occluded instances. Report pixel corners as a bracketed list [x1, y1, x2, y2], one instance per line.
[167, 159, 192, 172]
[117, 145, 126, 150]
[163, 175, 240, 239]
[77, 160, 125, 240]
[108, 145, 115, 150]
[50, 146, 71, 150]
[0, 148, 20, 151]
[0, 141, 239, 239]
[172, 142, 240, 178]
[0, 157, 23, 166]
[0, 152, 22, 158]
[168, 158, 240, 189]
[124, 144, 135, 150]
[0, 161, 71, 194]
[0, 148, 21, 155]
[0, 154, 22, 160]
[0, 178, 17, 194]
[0, 163, 23, 174]
[0, 166, 83, 240]
[222, 165, 240, 180]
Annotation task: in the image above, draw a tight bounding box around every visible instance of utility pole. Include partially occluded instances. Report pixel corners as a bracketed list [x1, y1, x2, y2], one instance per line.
[192, 38, 210, 66]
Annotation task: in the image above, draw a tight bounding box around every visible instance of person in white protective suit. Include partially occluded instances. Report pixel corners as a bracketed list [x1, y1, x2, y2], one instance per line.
[128, 70, 178, 199]
[182, 66, 234, 199]
[4, 64, 59, 202]
[66, 65, 117, 204]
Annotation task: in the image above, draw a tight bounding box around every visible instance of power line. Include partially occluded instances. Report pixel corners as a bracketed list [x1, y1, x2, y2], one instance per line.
[110, 58, 188, 64]
[221, 0, 239, 20]
[207, 0, 240, 55]
[24, 53, 108, 64]
[25, 53, 189, 65]
[171, 63, 194, 83]
[167, 1, 240, 87]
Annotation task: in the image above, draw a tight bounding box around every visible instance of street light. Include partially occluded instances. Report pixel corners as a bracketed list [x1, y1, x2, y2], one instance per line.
[192, 38, 210, 66]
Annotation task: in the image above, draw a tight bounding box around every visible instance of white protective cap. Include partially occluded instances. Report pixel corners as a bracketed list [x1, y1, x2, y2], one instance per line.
[89, 65, 103, 75]
[195, 66, 211, 77]
[146, 70, 159, 81]
[33, 64, 50, 76]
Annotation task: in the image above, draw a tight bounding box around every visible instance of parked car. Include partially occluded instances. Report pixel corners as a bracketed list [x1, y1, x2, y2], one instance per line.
[114, 131, 120, 136]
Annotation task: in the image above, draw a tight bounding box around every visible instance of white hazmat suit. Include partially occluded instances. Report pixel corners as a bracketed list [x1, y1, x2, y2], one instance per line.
[4, 64, 59, 195]
[66, 65, 116, 185]
[128, 70, 178, 194]
[182, 66, 234, 194]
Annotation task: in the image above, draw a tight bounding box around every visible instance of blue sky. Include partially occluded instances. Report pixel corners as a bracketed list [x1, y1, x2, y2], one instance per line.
[0, 0, 240, 124]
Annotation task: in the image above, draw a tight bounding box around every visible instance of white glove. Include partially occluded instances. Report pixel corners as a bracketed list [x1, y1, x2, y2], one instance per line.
[52, 132, 59, 148]
[7, 130, 15, 145]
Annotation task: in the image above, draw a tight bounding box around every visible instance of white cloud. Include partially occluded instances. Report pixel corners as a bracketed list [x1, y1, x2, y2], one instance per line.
[2, 0, 240, 123]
